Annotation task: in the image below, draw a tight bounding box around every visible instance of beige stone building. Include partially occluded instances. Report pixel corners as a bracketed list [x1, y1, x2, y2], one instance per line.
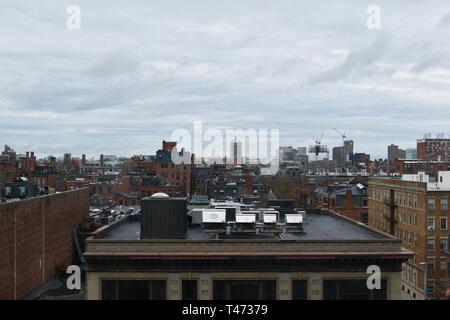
[84, 206, 411, 300]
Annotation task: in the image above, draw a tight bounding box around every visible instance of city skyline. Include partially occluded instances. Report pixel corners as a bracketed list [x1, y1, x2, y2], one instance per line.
[1, 1, 450, 158]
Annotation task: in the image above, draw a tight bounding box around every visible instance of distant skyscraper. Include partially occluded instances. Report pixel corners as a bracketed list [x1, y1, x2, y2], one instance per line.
[388, 144, 405, 163]
[343, 140, 354, 162]
[333, 146, 345, 164]
[230, 141, 243, 165]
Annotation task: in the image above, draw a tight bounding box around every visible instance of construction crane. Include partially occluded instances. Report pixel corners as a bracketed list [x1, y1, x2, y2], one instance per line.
[308, 132, 329, 161]
[333, 128, 353, 162]
[333, 128, 347, 143]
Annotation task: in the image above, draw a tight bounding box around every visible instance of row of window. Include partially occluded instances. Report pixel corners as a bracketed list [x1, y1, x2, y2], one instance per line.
[425, 257, 449, 272]
[100, 279, 388, 300]
[426, 279, 449, 296]
[372, 190, 419, 208]
[426, 237, 449, 252]
[159, 162, 188, 170]
[403, 265, 418, 287]
[427, 217, 448, 231]
[427, 198, 448, 210]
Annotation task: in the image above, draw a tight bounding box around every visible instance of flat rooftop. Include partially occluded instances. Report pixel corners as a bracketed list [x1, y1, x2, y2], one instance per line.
[99, 211, 385, 241]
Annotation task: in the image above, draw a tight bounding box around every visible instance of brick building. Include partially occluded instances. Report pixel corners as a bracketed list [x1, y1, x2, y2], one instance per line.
[390, 159, 450, 179]
[154, 141, 192, 197]
[417, 137, 450, 161]
[369, 173, 450, 299]
[315, 183, 368, 223]
[0, 189, 89, 299]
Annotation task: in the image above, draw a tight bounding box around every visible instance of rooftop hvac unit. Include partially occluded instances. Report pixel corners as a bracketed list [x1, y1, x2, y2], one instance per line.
[140, 197, 187, 239]
[202, 209, 226, 223]
[285, 214, 303, 225]
[285, 213, 303, 230]
[263, 213, 277, 224]
[235, 213, 256, 224]
[189, 208, 203, 225]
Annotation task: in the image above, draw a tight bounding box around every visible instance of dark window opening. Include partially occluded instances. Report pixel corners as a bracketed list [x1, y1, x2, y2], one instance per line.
[182, 280, 198, 300]
[323, 279, 387, 300]
[101, 280, 166, 300]
[213, 280, 276, 300]
[292, 280, 308, 300]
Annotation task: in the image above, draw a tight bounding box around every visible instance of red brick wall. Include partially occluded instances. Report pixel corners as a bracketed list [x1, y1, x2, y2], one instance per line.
[0, 188, 89, 299]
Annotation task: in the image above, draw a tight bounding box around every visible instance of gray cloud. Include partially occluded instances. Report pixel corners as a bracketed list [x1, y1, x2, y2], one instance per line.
[1, 0, 450, 158]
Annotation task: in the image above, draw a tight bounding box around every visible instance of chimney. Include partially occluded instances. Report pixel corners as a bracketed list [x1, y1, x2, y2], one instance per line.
[245, 174, 253, 195]
[162, 140, 177, 152]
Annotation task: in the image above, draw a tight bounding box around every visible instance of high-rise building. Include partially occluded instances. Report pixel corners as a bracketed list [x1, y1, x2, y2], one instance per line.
[230, 141, 243, 165]
[417, 135, 450, 161]
[333, 146, 345, 164]
[388, 144, 406, 163]
[344, 140, 354, 162]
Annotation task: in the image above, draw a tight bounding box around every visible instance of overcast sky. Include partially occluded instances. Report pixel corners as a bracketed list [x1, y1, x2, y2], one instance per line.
[1, 0, 450, 159]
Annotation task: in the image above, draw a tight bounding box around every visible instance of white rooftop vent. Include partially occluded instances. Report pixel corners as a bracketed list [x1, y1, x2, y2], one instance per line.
[202, 209, 226, 223]
[235, 214, 256, 224]
[263, 213, 277, 224]
[285, 214, 303, 224]
[150, 192, 170, 198]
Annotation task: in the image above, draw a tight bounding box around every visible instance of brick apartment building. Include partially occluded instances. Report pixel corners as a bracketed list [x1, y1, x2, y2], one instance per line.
[0, 189, 89, 299]
[316, 183, 368, 223]
[417, 136, 450, 161]
[369, 173, 450, 299]
[154, 141, 192, 197]
[390, 159, 450, 178]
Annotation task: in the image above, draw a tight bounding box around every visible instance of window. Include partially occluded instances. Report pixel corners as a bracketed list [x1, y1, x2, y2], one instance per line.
[440, 199, 448, 210]
[440, 217, 448, 230]
[440, 238, 448, 251]
[182, 280, 198, 300]
[292, 280, 308, 300]
[427, 237, 435, 251]
[440, 257, 447, 271]
[427, 258, 435, 271]
[440, 280, 446, 296]
[427, 198, 435, 210]
[427, 217, 435, 231]
[323, 279, 387, 300]
[213, 280, 276, 300]
[101, 280, 166, 300]
[426, 280, 435, 295]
